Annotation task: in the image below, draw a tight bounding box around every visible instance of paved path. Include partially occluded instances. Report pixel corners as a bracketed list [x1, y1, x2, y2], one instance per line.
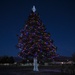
[40, 69, 61, 72]
[39, 69, 61, 72]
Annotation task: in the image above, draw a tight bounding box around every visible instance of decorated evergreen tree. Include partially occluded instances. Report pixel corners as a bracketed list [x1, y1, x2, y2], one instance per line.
[17, 6, 57, 71]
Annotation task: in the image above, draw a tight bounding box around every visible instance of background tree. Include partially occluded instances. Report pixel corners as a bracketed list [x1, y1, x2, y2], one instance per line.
[9, 56, 15, 64]
[0, 56, 14, 64]
[17, 6, 57, 71]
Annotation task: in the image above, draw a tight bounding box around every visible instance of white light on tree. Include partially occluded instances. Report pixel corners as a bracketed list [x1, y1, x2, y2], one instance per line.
[32, 6, 36, 12]
[33, 57, 39, 71]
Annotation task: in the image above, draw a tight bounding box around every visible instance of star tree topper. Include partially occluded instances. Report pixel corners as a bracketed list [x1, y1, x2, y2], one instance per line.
[32, 6, 36, 12]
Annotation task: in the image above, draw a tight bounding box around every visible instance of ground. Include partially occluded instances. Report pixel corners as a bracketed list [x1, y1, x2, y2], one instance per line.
[0, 65, 74, 75]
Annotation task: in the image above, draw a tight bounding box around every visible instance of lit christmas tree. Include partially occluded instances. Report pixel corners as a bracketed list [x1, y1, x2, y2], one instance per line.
[17, 6, 57, 71]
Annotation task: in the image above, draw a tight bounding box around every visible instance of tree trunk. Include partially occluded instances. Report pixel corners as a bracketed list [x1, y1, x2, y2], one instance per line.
[33, 57, 39, 71]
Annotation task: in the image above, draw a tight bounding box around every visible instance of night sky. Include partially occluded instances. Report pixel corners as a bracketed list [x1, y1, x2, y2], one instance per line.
[0, 0, 75, 57]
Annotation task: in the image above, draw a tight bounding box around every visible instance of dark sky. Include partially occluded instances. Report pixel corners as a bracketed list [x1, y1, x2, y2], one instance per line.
[0, 0, 75, 57]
